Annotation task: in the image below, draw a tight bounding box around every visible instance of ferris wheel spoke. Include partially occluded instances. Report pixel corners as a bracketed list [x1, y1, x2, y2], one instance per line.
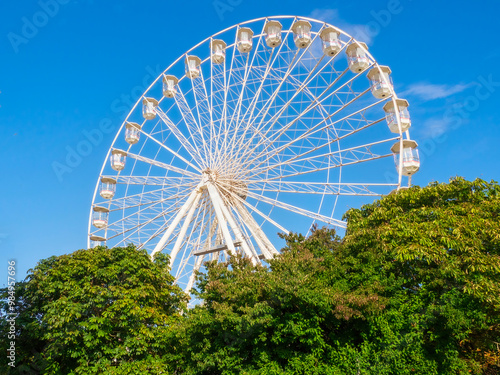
[103, 175, 199, 186]
[245, 190, 346, 229]
[154, 106, 206, 168]
[223, 23, 267, 137]
[230, 32, 325, 157]
[213, 32, 243, 164]
[210, 61, 226, 163]
[241, 46, 302, 137]
[248, 136, 398, 178]
[257, 62, 372, 147]
[175, 86, 211, 165]
[235, 78, 372, 170]
[217, 34, 263, 167]
[282, 101, 386, 152]
[190, 67, 215, 165]
[103, 199, 182, 242]
[137, 195, 213, 254]
[254, 77, 372, 157]
[240, 87, 378, 173]
[137, 128, 203, 173]
[248, 152, 394, 183]
[266, 81, 380, 155]
[244, 180, 396, 196]
[248, 35, 352, 140]
[252, 62, 349, 143]
[124, 150, 199, 178]
[251, 116, 386, 176]
[106, 189, 192, 211]
[224, 26, 290, 163]
[215, 181, 289, 234]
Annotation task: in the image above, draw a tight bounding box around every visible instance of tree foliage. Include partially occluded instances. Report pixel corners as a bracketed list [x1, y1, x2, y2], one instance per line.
[1, 177, 499, 374]
[343, 177, 500, 373]
[1, 245, 187, 374]
[169, 177, 500, 374]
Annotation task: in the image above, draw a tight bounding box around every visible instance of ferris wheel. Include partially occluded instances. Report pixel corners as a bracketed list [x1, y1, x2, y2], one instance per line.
[88, 16, 420, 294]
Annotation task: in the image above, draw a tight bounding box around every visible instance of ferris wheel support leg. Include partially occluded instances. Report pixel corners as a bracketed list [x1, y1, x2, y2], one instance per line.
[234, 201, 278, 259]
[150, 184, 203, 261]
[398, 138, 404, 188]
[169, 191, 203, 267]
[185, 254, 205, 294]
[215, 193, 259, 264]
[203, 218, 217, 255]
[206, 182, 236, 254]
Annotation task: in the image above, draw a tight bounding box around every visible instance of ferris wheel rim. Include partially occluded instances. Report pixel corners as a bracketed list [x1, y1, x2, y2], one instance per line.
[88, 15, 417, 295]
[88, 18, 402, 239]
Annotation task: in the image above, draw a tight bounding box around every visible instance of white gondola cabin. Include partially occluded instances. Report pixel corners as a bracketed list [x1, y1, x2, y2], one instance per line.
[92, 206, 109, 228]
[211, 39, 227, 64]
[391, 140, 420, 176]
[367, 66, 393, 99]
[142, 97, 158, 120]
[346, 42, 370, 73]
[264, 20, 282, 48]
[320, 27, 341, 56]
[383, 99, 411, 133]
[125, 122, 141, 144]
[162, 75, 178, 98]
[237, 27, 253, 53]
[99, 177, 116, 199]
[90, 235, 106, 248]
[110, 149, 127, 171]
[291, 20, 312, 49]
[185, 55, 201, 79]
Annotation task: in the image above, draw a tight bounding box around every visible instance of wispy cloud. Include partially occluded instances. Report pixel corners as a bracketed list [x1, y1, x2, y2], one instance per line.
[418, 117, 453, 139]
[401, 82, 472, 101]
[309, 9, 375, 45]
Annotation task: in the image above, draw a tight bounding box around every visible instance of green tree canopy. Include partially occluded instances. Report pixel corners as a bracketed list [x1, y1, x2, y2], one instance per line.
[2, 177, 499, 374]
[342, 177, 500, 372]
[168, 177, 500, 374]
[1, 245, 187, 374]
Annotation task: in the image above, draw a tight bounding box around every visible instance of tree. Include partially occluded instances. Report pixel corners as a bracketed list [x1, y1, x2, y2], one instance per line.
[2, 177, 498, 374]
[170, 177, 500, 374]
[343, 177, 500, 373]
[0, 245, 187, 374]
[167, 228, 391, 374]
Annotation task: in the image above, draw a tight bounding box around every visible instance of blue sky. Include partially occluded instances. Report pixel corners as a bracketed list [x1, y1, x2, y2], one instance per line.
[1, 0, 499, 285]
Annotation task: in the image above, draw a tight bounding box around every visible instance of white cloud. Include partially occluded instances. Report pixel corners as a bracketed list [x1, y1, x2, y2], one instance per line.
[401, 82, 472, 101]
[309, 8, 375, 45]
[419, 117, 452, 139]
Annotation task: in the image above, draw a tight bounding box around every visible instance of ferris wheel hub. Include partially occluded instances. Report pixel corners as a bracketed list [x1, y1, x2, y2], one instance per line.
[201, 169, 247, 202]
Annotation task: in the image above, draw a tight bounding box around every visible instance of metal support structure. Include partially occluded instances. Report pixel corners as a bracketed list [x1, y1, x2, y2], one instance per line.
[150, 184, 202, 260]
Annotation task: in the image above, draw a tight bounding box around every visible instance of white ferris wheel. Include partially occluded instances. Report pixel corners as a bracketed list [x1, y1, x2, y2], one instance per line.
[88, 16, 420, 294]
